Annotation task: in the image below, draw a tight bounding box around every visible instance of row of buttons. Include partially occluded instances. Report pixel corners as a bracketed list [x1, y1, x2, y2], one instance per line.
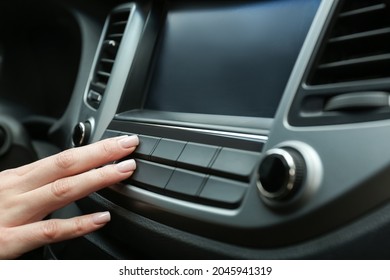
[129, 160, 248, 207]
[102, 130, 261, 207]
[136, 134, 260, 182]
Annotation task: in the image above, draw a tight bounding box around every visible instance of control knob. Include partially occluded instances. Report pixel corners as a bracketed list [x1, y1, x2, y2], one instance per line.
[257, 147, 306, 200]
[72, 121, 91, 147]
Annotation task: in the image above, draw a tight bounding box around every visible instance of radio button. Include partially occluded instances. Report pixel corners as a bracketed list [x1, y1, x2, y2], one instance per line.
[134, 135, 160, 160]
[199, 176, 247, 207]
[129, 159, 174, 189]
[177, 143, 219, 171]
[211, 148, 260, 181]
[166, 169, 206, 196]
[151, 138, 186, 164]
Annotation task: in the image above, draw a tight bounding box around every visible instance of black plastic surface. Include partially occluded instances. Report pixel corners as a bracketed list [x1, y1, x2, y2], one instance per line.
[134, 134, 160, 159]
[165, 169, 206, 196]
[130, 159, 174, 189]
[67, 193, 390, 259]
[211, 148, 260, 182]
[151, 138, 186, 164]
[199, 176, 248, 207]
[177, 142, 219, 171]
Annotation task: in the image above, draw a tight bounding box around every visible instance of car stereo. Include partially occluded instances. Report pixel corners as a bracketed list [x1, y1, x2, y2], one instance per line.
[76, 0, 324, 248]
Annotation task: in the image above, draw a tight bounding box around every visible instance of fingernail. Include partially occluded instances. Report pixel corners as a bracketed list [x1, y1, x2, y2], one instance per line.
[118, 135, 139, 149]
[116, 159, 136, 173]
[92, 211, 111, 225]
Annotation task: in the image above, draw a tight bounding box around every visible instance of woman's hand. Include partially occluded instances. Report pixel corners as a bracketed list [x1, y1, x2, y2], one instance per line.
[0, 135, 139, 259]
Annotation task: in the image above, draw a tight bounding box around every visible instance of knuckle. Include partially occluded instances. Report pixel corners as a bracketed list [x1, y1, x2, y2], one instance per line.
[55, 149, 76, 170]
[50, 178, 72, 199]
[100, 139, 117, 160]
[73, 217, 86, 234]
[41, 220, 59, 241]
[95, 166, 112, 184]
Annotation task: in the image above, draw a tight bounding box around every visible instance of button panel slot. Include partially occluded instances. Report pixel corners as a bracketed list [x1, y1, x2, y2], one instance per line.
[103, 129, 262, 208]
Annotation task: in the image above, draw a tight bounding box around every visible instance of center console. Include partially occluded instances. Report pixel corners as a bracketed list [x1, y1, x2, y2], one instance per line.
[48, 0, 390, 259]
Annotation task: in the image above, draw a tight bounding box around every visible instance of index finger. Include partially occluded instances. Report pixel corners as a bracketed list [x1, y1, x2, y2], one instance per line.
[4, 135, 139, 193]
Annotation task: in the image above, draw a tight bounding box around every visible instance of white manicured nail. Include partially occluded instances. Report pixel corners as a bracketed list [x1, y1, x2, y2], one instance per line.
[116, 159, 136, 173]
[118, 135, 139, 149]
[92, 211, 111, 225]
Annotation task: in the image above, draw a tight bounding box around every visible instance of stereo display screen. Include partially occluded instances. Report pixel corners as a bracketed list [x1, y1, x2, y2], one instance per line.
[144, 0, 321, 118]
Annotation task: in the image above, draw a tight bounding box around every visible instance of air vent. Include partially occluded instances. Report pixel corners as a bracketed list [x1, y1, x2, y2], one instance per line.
[308, 0, 390, 85]
[87, 9, 131, 109]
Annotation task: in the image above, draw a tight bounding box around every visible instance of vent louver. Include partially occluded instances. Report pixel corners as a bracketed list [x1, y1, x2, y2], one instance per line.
[87, 9, 130, 109]
[309, 0, 390, 85]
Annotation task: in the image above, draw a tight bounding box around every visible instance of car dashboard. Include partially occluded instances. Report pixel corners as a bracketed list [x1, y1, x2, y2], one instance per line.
[2, 0, 390, 259]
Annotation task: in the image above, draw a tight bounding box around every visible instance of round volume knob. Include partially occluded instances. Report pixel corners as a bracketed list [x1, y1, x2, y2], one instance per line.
[257, 147, 306, 200]
[72, 121, 91, 147]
